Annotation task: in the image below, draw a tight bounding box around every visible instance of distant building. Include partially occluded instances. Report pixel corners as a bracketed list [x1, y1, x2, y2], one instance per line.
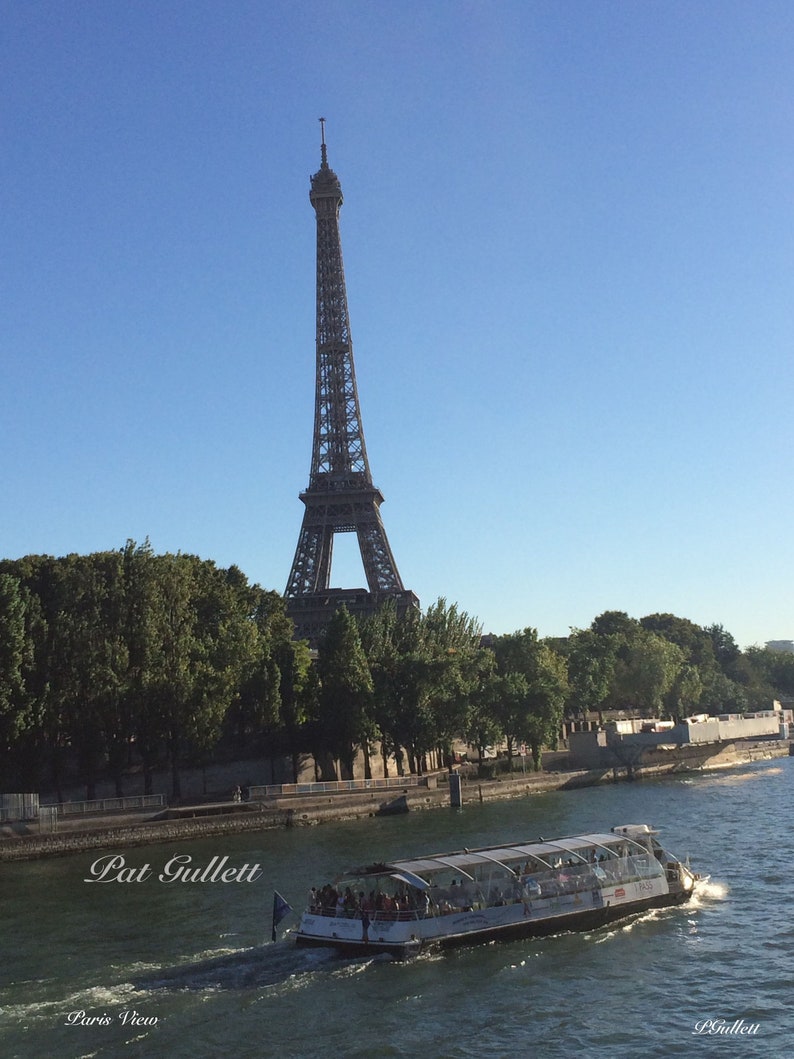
[568, 708, 793, 769]
[765, 640, 794, 654]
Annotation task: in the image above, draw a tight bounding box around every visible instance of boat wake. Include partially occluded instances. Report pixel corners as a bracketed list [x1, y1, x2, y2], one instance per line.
[702, 766, 783, 786]
[0, 980, 145, 1024]
[131, 936, 397, 993]
[1, 941, 398, 1032]
[587, 905, 672, 944]
[689, 878, 728, 906]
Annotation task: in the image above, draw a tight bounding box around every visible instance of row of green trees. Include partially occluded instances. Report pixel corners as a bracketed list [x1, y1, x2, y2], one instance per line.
[562, 610, 794, 721]
[1, 544, 792, 799]
[0, 543, 300, 799]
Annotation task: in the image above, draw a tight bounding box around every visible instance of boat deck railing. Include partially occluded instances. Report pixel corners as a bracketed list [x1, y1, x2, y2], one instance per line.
[305, 854, 664, 920]
[308, 906, 425, 922]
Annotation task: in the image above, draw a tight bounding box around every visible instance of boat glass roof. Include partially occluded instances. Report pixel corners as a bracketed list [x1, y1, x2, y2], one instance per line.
[348, 833, 639, 881]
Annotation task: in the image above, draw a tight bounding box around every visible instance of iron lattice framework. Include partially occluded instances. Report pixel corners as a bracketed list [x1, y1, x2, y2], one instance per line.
[285, 123, 418, 644]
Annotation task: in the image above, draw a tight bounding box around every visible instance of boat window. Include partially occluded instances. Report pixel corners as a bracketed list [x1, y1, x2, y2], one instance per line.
[390, 870, 430, 891]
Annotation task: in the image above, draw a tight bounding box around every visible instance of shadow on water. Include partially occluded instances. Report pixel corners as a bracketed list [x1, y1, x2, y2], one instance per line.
[132, 935, 393, 992]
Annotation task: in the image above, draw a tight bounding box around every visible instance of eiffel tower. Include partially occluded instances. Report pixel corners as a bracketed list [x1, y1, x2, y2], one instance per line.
[285, 122, 419, 644]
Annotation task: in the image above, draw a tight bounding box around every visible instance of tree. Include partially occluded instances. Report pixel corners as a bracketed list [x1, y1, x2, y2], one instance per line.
[121, 540, 161, 794]
[0, 574, 27, 771]
[745, 645, 794, 698]
[469, 671, 518, 764]
[315, 606, 374, 780]
[491, 628, 568, 769]
[706, 624, 741, 671]
[8, 583, 49, 790]
[145, 554, 258, 800]
[230, 585, 284, 750]
[640, 613, 717, 668]
[420, 600, 491, 771]
[0, 555, 71, 797]
[663, 663, 703, 721]
[734, 647, 786, 711]
[359, 601, 424, 777]
[611, 630, 684, 716]
[566, 628, 617, 721]
[360, 599, 488, 776]
[274, 636, 313, 782]
[591, 610, 636, 638]
[62, 552, 129, 800]
[698, 668, 748, 715]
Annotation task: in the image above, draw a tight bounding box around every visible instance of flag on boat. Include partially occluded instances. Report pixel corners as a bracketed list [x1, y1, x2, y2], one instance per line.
[271, 890, 292, 942]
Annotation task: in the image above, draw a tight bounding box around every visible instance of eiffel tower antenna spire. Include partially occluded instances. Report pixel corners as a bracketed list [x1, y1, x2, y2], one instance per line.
[285, 128, 418, 644]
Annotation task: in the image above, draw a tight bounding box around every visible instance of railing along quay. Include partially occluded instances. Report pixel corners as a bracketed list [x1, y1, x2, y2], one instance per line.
[42, 794, 165, 816]
[249, 776, 427, 799]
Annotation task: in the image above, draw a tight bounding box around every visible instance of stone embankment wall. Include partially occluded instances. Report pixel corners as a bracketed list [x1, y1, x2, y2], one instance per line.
[0, 809, 286, 862]
[1, 740, 789, 862]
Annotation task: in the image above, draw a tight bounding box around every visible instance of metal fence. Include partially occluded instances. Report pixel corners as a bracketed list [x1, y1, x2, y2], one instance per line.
[249, 776, 422, 799]
[41, 794, 165, 816]
[0, 794, 40, 822]
[38, 806, 59, 832]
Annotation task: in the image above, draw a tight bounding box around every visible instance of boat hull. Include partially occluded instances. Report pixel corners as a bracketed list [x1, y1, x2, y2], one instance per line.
[294, 889, 692, 959]
[429, 888, 690, 950]
[294, 933, 422, 959]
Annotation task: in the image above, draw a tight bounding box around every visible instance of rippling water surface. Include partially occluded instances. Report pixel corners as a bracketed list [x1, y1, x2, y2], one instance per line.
[1, 758, 791, 1057]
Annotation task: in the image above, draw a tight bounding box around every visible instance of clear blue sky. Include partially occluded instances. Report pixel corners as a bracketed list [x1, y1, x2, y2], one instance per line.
[3, 1, 792, 649]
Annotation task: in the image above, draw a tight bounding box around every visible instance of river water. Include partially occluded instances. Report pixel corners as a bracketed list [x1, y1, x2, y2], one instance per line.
[1, 758, 791, 1058]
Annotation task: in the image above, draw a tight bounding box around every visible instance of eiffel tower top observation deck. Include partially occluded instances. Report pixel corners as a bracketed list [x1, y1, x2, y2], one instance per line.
[285, 122, 418, 644]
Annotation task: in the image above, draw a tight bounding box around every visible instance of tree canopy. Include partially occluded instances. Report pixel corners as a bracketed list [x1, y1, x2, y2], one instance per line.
[0, 546, 789, 796]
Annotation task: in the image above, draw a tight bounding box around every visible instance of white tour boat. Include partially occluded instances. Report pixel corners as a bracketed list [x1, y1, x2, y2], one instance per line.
[295, 824, 706, 958]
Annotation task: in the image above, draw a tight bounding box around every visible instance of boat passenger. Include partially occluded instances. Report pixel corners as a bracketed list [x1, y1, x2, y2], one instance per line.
[488, 884, 504, 906]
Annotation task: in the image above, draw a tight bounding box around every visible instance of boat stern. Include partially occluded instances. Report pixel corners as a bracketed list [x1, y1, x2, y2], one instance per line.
[296, 910, 423, 959]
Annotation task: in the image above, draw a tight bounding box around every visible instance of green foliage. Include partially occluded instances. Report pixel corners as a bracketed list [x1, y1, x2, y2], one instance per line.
[706, 624, 741, 669]
[147, 553, 263, 797]
[360, 598, 490, 774]
[0, 545, 294, 798]
[0, 574, 26, 757]
[730, 648, 783, 711]
[611, 631, 685, 716]
[565, 628, 617, 719]
[664, 663, 703, 720]
[751, 646, 794, 697]
[698, 667, 748, 715]
[315, 606, 374, 779]
[273, 636, 313, 781]
[490, 628, 568, 769]
[581, 610, 763, 720]
[640, 613, 717, 669]
[0, 540, 789, 795]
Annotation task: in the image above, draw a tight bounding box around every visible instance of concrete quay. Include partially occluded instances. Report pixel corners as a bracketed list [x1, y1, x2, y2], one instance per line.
[1, 738, 788, 862]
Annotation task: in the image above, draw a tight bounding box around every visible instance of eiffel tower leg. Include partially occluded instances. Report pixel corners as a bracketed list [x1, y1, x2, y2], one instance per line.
[357, 514, 404, 593]
[286, 519, 333, 596]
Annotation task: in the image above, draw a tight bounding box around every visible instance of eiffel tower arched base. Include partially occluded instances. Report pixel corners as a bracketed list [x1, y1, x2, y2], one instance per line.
[286, 588, 420, 647]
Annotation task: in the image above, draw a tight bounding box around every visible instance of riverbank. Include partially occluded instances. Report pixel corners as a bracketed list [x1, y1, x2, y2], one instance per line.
[1, 738, 788, 861]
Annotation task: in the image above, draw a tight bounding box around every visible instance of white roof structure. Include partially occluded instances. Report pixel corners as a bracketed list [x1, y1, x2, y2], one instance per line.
[348, 831, 648, 884]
